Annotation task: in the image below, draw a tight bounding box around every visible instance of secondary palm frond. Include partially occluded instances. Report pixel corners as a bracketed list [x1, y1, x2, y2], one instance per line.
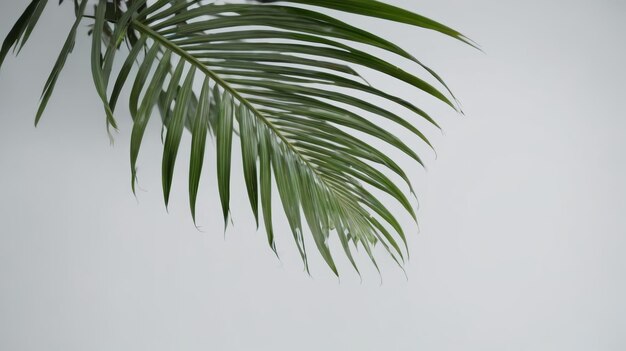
[0, 0, 474, 276]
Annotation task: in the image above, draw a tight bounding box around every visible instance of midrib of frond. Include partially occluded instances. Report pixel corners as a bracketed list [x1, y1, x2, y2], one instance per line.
[132, 19, 355, 215]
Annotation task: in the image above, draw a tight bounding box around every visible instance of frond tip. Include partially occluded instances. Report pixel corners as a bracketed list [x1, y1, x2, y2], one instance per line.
[0, 0, 475, 277]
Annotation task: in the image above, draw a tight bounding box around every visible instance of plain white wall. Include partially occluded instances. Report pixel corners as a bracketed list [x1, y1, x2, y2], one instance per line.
[1, 0, 625, 350]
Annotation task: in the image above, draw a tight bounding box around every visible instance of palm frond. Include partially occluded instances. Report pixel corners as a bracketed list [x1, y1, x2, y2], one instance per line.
[0, 0, 474, 276]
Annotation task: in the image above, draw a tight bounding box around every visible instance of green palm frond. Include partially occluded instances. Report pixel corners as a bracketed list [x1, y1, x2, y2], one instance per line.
[0, 0, 474, 276]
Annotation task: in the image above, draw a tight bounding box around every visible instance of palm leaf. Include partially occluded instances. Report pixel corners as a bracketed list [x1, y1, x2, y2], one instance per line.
[0, 0, 474, 276]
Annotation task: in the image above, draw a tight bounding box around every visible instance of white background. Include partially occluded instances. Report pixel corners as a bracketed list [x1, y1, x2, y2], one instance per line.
[1, 0, 625, 350]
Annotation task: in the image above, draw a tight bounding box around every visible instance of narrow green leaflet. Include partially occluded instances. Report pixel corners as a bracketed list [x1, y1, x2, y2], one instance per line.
[18, 0, 49, 53]
[35, 0, 87, 125]
[0, 0, 47, 69]
[282, 0, 478, 48]
[189, 77, 211, 223]
[238, 105, 259, 225]
[91, 0, 118, 130]
[162, 66, 196, 207]
[109, 36, 147, 111]
[258, 126, 276, 253]
[216, 90, 234, 225]
[130, 49, 172, 193]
